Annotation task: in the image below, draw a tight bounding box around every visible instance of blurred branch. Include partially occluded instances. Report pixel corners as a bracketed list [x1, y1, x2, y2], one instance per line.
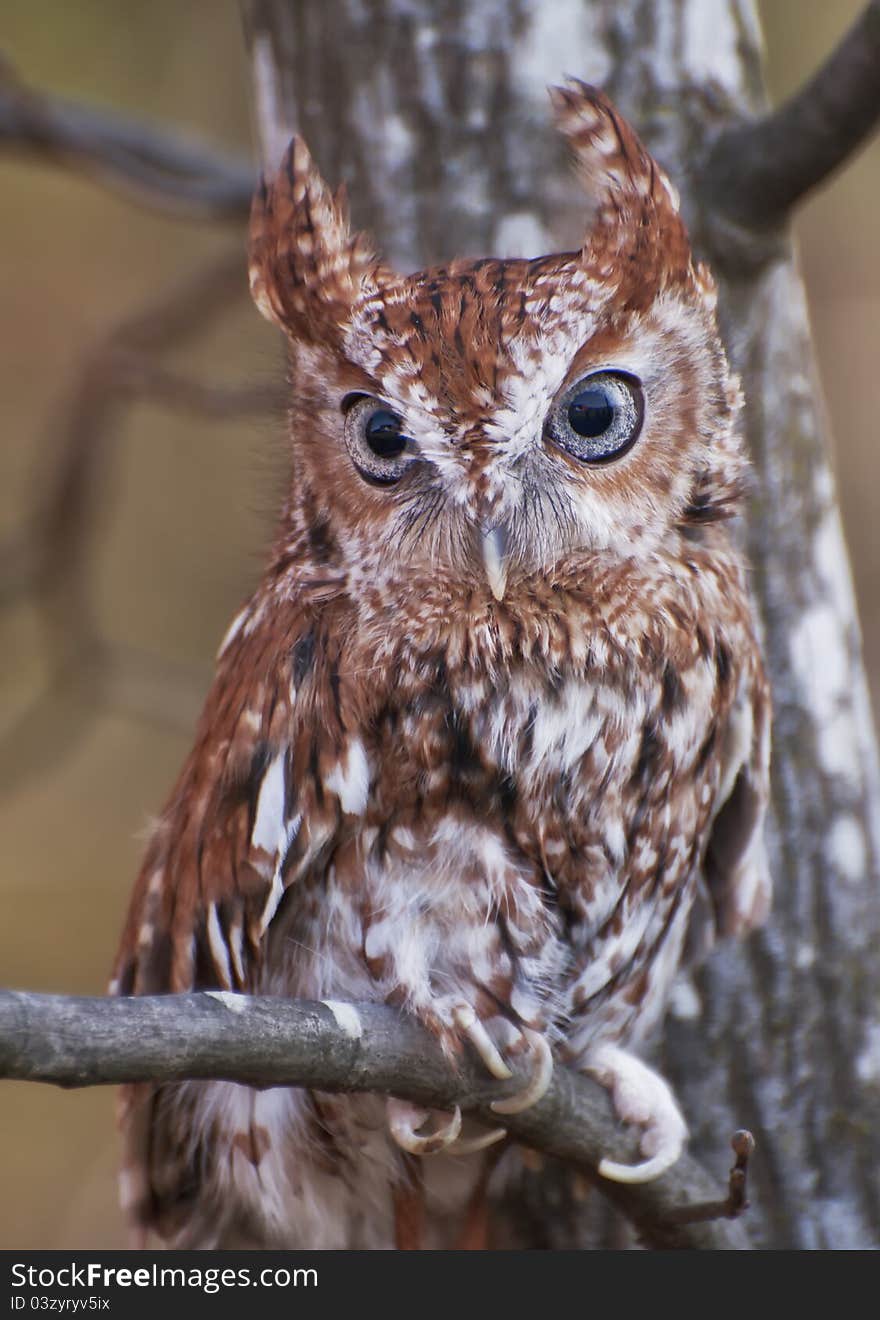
[0, 247, 256, 612]
[0, 60, 254, 220]
[107, 362, 284, 418]
[0, 988, 751, 1250]
[700, 0, 880, 230]
[0, 247, 281, 791]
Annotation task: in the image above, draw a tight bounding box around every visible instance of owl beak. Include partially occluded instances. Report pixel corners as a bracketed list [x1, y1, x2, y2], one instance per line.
[481, 525, 509, 602]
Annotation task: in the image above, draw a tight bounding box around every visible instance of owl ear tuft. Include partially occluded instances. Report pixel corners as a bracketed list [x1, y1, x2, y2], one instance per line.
[549, 80, 692, 294]
[248, 135, 395, 343]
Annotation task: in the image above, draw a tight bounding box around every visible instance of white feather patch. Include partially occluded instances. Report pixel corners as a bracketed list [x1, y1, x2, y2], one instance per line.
[216, 606, 249, 659]
[324, 739, 370, 815]
[257, 811, 302, 937]
[258, 870, 285, 938]
[252, 752, 287, 855]
[206, 902, 233, 989]
[228, 912, 246, 985]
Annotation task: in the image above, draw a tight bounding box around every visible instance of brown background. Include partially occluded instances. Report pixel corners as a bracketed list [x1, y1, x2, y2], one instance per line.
[0, 1, 877, 1248]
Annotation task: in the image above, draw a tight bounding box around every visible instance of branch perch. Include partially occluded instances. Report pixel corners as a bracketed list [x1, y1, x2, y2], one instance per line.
[0, 989, 749, 1250]
[700, 0, 880, 230]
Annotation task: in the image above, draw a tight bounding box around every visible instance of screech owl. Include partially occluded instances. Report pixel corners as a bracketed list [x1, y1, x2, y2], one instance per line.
[111, 82, 771, 1250]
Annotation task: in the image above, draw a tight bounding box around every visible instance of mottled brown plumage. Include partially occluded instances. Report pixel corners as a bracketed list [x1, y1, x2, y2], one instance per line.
[112, 83, 770, 1248]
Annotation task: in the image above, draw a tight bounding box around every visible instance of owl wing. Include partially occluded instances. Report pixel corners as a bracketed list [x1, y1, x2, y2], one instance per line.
[112, 590, 351, 1001]
[694, 661, 772, 951]
[111, 587, 354, 1241]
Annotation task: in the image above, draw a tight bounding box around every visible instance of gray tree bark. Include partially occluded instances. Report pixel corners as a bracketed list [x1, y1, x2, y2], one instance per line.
[241, 0, 880, 1248]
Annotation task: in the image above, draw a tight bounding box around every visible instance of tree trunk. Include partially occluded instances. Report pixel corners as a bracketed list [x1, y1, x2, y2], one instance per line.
[241, 0, 880, 1248]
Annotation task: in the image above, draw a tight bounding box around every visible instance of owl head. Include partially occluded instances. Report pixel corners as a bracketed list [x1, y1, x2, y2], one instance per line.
[249, 82, 744, 602]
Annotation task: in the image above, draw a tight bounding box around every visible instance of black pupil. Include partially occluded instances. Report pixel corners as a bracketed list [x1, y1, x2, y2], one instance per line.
[365, 409, 406, 458]
[567, 387, 614, 438]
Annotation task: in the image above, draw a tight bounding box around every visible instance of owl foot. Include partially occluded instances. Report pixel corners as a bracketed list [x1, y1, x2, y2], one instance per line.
[387, 1098, 507, 1157]
[447, 1125, 509, 1155]
[586, 1043, 688, 1184]
[451, 1003, 512, 1080]
[387, 1007, 553, 1158]
[451, 1005, 553, 1114]
[490, 1029, 554, 1115]
[387, 1098, 462, 1154]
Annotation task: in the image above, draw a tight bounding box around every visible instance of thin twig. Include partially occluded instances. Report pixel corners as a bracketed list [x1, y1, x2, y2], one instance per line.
[665, 1130, 755, 1225]
[0, 988, 752, 1250]
[699, 0, 880, 230]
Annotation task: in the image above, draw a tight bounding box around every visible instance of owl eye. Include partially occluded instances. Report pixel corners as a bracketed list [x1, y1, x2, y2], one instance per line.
[546, 371, 644, 464]
[342, 394, 414, 485]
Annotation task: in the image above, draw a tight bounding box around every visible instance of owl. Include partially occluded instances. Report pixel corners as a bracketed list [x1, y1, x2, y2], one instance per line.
[111, 82, 770, 1250]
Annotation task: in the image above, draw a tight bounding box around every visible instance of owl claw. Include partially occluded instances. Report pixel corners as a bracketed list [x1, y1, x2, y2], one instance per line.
[387, 1098, 463, 1155]
[451, 1006, 552, 1114]
[452, 1003, 513, 1080]
[446, 1125, 508, 1155]
[491, 1029, 554, 1115]
[598, 1149, 681, 1184]
[587, 1043, 688, 1184]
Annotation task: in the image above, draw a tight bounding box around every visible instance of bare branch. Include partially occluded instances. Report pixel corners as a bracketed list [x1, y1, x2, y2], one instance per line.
[665, 1130, 755, 1226]
[0, 248, 254, 610]
[699, 0, 880, 230]
[0, 247, 281, 794]
[109, 363, 285, 419]
[0, 988, 750, 1250]
[0, 62, 254, 220]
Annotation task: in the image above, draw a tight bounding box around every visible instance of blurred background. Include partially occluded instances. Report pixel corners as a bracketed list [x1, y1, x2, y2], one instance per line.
[0, 0, 877, 1248]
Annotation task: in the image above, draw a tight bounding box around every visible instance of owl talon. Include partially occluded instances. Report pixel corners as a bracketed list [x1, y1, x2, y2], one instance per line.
[446, 1125, 508, 1155]
[587, 1043, 688, 1184]
[387, 1098, 462, 1155]
[451, 1006, 552, 1113]
[598, 1149, 680, 1183]
[491, 1029, 554, 1115]
[452, 1003, 513, 1080]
